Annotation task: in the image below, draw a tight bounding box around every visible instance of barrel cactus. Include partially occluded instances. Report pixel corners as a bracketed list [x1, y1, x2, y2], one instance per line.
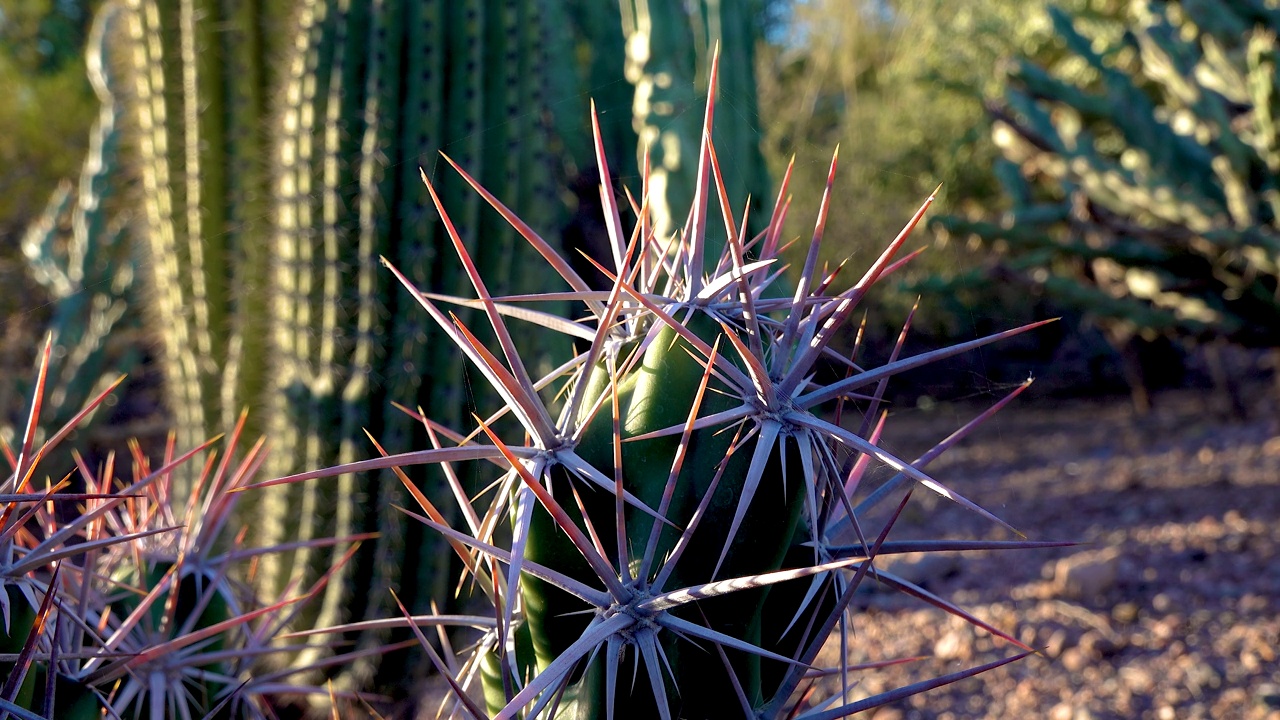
[252, 54, 1066, 718]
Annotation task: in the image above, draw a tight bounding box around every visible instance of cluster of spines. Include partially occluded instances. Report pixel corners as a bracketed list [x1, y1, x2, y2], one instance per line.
[0, 341, 371, 719]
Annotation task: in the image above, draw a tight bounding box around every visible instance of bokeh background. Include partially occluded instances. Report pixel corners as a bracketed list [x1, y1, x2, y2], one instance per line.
[1, 1, 1277, 718]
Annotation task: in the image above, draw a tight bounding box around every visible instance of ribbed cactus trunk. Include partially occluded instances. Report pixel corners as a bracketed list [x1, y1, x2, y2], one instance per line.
[123, 0, 282, 460]
[121, 0, 570, 687]
[116, 0, 770, 694]
[620, 0, 771, 244]
[264, 0, 576, 683]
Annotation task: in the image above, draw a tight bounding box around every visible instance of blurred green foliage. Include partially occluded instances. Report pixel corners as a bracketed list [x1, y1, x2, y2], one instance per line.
[10, 2, 136, 452]
[0, 0, 112, 444]
[0, 0, 98, 240]
[757, 0, 1115, 341]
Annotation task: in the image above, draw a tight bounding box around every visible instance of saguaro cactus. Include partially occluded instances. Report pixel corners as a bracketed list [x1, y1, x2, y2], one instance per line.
[114, 0, 772, 691]
[121, 0, 575, 685]
[259, 0, 577, 672]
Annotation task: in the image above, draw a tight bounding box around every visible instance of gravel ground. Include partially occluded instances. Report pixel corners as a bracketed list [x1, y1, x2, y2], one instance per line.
[417, 384, 1279, 719]
[799, 385, 1280, 720]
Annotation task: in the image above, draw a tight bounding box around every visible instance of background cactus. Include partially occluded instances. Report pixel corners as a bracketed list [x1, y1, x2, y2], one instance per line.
[619, 0, 771, 244]
[257, 0, 575, 678]
[108, 0, 772, 693]
[257, 58, 1067, 718]
[4, 4, 137, 464]
[119, 0, 567, 687]
[924, 0, 1280, 405]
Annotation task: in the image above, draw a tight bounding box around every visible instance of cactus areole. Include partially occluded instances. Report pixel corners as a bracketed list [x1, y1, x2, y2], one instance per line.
[252, 50, 1062, 719]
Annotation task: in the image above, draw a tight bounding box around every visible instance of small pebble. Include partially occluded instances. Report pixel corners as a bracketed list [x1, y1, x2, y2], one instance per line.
[1112, 602, 1140, 624]
[1061, 647, 1088, 673]
[934, 631, 968, 661]
[1044, 628, 1070, 659]
[1052, 549, 1120, 599]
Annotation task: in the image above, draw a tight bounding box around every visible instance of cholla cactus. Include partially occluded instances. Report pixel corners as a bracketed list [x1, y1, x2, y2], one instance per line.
[0, 341, 369, 719]
[931, 0, 1280, 351]
[251, 53, 1066, 718]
